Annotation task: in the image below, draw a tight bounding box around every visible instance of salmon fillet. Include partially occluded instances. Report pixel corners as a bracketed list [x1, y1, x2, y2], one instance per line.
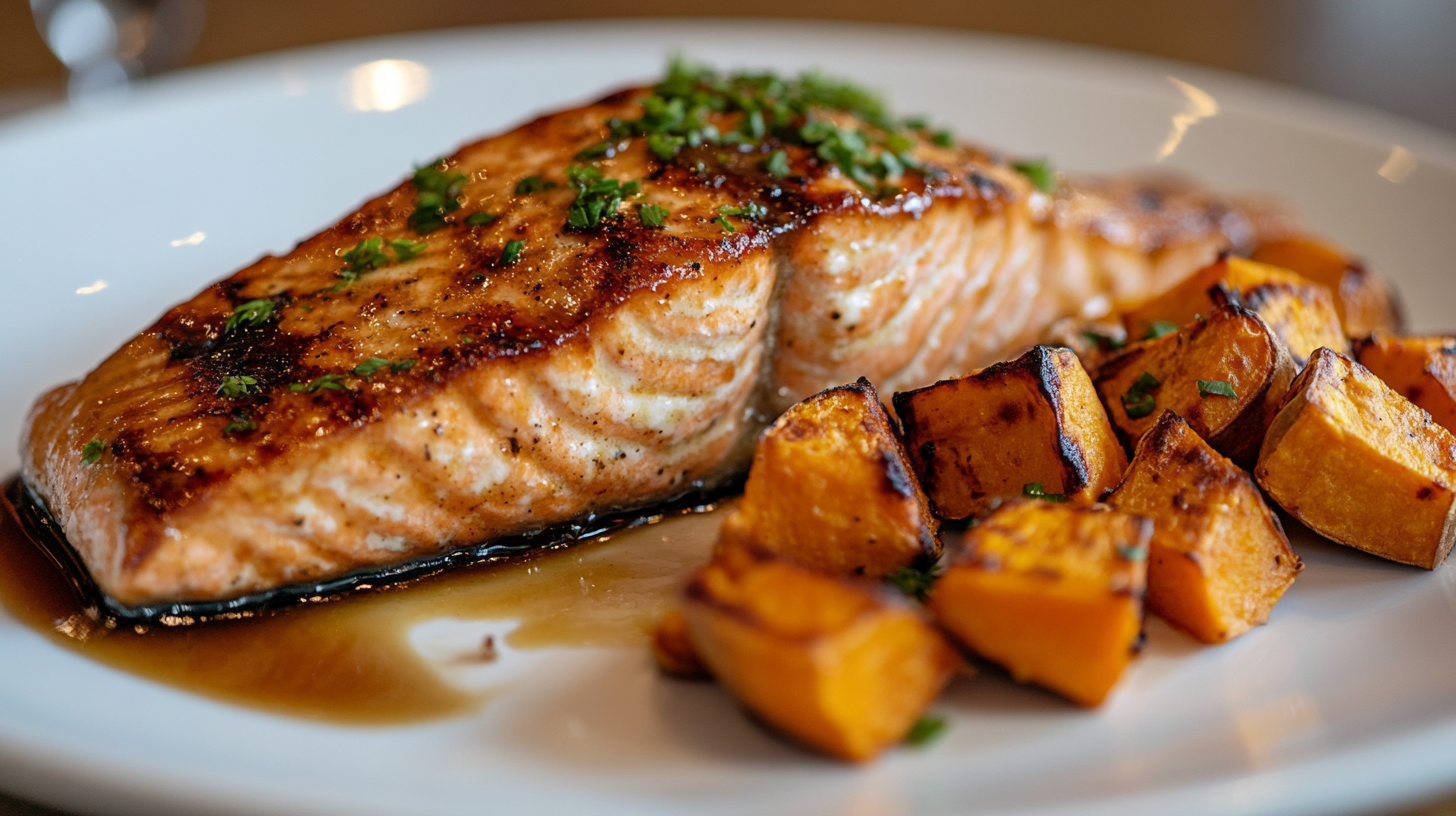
[21, 66, 1296, 606]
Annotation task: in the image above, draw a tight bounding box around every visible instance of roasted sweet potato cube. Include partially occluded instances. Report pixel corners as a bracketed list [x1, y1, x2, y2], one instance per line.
[1237, 282, 1348, 368]
[1353, 331, 1456, 435]
[653, 608, 710, 679]
[1107, 411, 1302, 643]
[1251, 236, 1403, 336]
[682, 548, 959, 761]
[893, 346, 1127, 520]
[929, 500, 1149, 707]
[1094, 305, 1296, 467]
[1122, 256, 1346, 367]
[716, 378, 939, 577]
[1256, 348, 1456, 569]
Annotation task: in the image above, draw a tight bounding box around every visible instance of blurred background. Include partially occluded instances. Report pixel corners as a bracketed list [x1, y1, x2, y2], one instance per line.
[2, 1, 1455, 815]
[3, 0, 1456, 132]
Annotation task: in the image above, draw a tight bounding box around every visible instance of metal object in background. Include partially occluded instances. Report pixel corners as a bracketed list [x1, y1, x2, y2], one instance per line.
[28, 0, 203, 99]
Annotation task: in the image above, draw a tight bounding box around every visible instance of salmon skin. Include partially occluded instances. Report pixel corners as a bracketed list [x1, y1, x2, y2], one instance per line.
[21, 62, 1297, 611]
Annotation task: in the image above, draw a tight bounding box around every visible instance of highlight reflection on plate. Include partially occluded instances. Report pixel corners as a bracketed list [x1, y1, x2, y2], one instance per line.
[1, 19, 1455, 816]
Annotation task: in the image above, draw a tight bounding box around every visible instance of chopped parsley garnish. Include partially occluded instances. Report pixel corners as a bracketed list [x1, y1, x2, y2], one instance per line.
[715, 202, 767, 232]
[602, 58, 937, 195]
[930, 129, 954, 148]
[1082, 330, 1125, 352]
[389, 238, 428, 262]
[500, 239, 525, 266]
[1121, 372, 1162, 419]
[1144, 320, 1180, 340]
[1197, 379, 1238, 399]
[887, 564, 942, 602]
[1012, 158, 1056, 192]
[638, 203, 669, 228]
[565, 166, 640, 229]
[763, 149, 790, 178]
[222, 415, 256, 436]
[905, 715, 947, 746]
[351, 358, 390, 377]
[390, 359, 415, 372]
[223, 299, 276, 334]
[514, 175, 556, 194]
[333, 236, 428, 290]
[80, 439, 105, 466]
[1117, 543, 1149, 561]
[1022, 482, 1068, 503]
[289, 374, 347, 393]
[217, 375, 258, 399]
[410, 160, 468, 234]
[465, 211, 498, 227]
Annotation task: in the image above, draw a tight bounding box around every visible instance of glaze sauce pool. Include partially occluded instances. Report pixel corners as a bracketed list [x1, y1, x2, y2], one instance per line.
[0, 498, 721, 724]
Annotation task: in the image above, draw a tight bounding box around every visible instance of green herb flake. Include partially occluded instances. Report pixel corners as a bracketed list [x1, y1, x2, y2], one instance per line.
[574, 139, 617, 161]
[80, 439, 106, 466]
[410, 160, 468, 234]
[905, 715, 947, 746]
[930, 129, 954, 148]
[1144, 320, 1180, 340]
[289, 374, 347, 394]
[887, 565, 943, 602]
[565, 165, 640, 229]
[1012, 158, 1056, 192]
[464, 211, 498, 227]
[1197, 379, 1238, 399]
[334, 237, 391, 289]
[390, 359, 415, 373]
[222, 415, 257, 436]
[500, 239, 525, 266]
[514, 175, 556, 195]
[763, 149, 790, 178]
[638, 203, 669, 228]
[223, 299, 276, 334]
[1082, 330, 1125, 352]
[1120, 371, 1162, 420]
[390, 238, 428, 262]
[217, 375, 258, 399]
[1122, 391, 1157, 419]
[1117, 544, 1149, 561]
[1022, 482, 1068, 503]
[351, 358, 391, 377]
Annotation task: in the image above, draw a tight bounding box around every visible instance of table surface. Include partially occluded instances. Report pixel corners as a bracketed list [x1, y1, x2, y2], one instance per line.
[2, 2, 1454, 815]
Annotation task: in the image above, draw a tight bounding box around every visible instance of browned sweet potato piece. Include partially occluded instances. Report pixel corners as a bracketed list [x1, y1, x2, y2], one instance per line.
[1353, 331, 1456, 435]
[716, 378, 939, 578]
[1122, 256, 1345, 367]
[1256, 348, 1456, 569]
[653, 608, 710, 679]
[1094, 305, 1295, 467]
[1106, 411, 1302, 643]
[893, 346, 1127, 520]
[1251, 236, 1403, 336]
[682, 547, 959, 761]
[1237, 281, 1348, 368]
[928, 499, 1149, 707]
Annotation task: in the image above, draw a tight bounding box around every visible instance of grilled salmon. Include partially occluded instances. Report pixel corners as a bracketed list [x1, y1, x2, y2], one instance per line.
[22, 64, 1298, 607]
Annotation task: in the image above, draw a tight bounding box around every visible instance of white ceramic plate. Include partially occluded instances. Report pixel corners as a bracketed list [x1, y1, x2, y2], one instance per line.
[2, 19, 1456, 816]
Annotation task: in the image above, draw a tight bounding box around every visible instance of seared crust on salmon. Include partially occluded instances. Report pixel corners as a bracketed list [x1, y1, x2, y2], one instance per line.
[23, 68, 1296, 606]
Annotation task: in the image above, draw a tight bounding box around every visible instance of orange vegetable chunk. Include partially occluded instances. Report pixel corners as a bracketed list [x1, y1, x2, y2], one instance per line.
[1353, 331, 1456, 435]
[1251, 236, 1403, 336]
[716, 377, 939, 577]
[1256, 348, 1456, 569]
[1094, 304, 1295, 467]
[1122, 255, 1345, 367]
[1107, 411, 1302, 643]
[894, 346, 1127, 520]
[928, 499, 1149, 706]
[682, 547, 959, 761]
